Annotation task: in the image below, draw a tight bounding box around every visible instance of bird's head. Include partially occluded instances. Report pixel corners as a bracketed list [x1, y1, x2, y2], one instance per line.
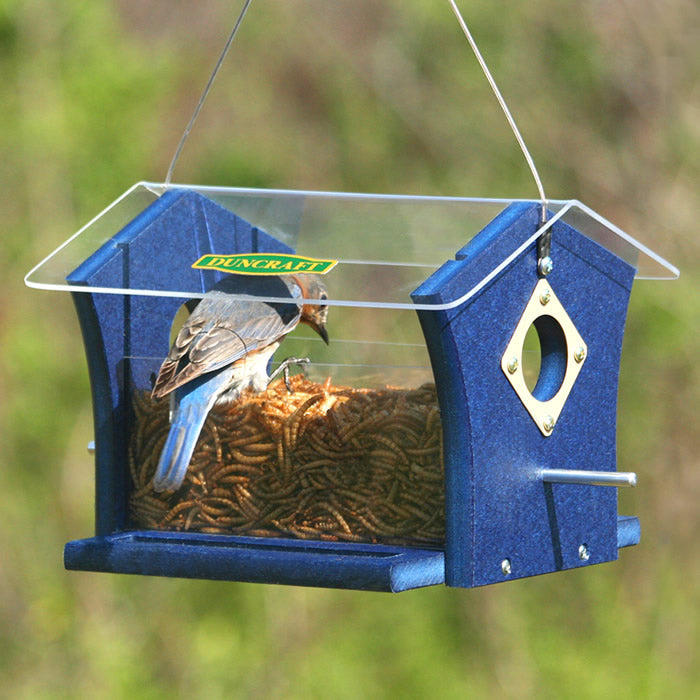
[294, 274, 330, 344]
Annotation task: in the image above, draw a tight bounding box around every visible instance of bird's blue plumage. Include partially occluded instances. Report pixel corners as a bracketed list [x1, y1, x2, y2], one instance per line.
[151, 273, 329, 492]
[152, 370, 232, 492]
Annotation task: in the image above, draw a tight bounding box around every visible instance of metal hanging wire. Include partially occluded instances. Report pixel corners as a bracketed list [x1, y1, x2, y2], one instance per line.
[165, 0, 552, 268]
[164, 0, 253, 187]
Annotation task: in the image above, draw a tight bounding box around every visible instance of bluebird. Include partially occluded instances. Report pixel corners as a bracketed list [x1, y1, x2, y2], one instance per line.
[150, 273, 329, 492]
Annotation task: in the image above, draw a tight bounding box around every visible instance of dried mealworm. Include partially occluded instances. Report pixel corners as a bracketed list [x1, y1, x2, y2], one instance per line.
[160, 499, 198, 525]
[229, 449, 271, 465]
[130, 380, 446, 544]
[237, 442, 276, 454]
[370, 438, 408, 465]
[224, 432, 270, 448]
[218, 475, 252, 486]
[208, 463, 263, 481]
[305, 432, 364, 460]
[361, 509, 416, 536]
[409, 463, 443, 481]
[283, 393, 321, 450]
[184, 505, 200, 530]
[405, 445, 440, 457]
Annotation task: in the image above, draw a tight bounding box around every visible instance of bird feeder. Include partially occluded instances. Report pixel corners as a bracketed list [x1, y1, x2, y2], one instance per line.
[26, 182, 676, 591]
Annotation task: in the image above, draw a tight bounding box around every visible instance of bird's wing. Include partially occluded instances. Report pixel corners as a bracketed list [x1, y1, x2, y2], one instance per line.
[152, 297, 300, 398]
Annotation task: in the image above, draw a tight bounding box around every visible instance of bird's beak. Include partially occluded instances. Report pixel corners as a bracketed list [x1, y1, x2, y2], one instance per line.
[301, 300, 329, 344]
[315, 321, 329, 345]
[305, 316, 329, 344]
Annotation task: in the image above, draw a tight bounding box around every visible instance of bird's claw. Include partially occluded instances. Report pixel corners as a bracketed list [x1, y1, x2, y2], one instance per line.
[268, 357, 310, 392]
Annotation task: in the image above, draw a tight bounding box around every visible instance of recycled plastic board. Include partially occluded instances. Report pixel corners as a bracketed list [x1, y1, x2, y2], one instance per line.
[413, 203, 636, 587]
[65, 532, 446, 592]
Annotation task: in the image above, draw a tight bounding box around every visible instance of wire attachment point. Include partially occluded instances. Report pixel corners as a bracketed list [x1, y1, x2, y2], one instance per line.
[537, 205, 553, 276]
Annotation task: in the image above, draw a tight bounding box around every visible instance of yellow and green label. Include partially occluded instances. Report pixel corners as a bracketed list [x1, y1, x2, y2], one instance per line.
[192, 253, 337, 276]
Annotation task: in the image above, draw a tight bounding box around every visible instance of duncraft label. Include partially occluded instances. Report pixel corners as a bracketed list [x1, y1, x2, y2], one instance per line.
[192, 253, 338, 276]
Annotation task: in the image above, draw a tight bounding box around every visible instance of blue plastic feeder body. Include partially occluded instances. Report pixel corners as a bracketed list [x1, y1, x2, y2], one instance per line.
[412, 202, 638, 588]
[65, 190, 639, 591]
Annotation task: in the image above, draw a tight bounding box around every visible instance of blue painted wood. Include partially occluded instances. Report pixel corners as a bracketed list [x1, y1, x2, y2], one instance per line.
[412, 203, 636, 588]
[64, 532, 446, 592]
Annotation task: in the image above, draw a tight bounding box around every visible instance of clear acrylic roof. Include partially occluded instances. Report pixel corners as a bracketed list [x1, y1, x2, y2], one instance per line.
[25, 182, 678, 311]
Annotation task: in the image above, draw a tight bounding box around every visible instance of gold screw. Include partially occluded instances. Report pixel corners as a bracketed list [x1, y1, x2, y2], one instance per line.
[507, 356, 519, 374]
[539, 288, 552, 305]
[542, 415, 555, 433]
[574, 346, 586, 363]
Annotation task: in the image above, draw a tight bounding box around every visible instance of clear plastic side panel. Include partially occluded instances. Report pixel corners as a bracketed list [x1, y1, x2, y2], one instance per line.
[126, 306, 445, 549]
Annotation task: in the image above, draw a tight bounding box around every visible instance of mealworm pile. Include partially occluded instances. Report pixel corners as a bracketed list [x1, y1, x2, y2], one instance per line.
[128, 376, 445, 547]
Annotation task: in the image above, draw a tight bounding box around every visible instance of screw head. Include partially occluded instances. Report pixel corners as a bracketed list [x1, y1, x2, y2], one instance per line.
[501, 558, 512, 576]
[578, 544, 590, 562]
[539, 288, 552, 305]
[542, 415, 555, 433]
[507, 356, 519, 374]
[538, 256, 554, 276]
[574, 346, 586, 363]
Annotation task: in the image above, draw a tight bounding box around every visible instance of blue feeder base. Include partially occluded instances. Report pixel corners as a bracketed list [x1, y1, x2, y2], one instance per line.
[64, 514, 637, 591]
[64, 532, 446, 592]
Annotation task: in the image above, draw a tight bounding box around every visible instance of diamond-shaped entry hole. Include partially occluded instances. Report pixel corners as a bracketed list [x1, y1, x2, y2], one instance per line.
[501, 279, 587, 436]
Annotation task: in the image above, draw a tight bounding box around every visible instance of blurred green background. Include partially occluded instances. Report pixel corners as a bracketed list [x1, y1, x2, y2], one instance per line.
[1, 0, 698, 697]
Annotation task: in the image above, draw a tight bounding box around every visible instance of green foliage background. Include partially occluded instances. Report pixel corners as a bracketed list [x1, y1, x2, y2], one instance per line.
[1, 1, 698, 697]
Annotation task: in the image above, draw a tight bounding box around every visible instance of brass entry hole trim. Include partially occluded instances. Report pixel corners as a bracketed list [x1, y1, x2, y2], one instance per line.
[501, 279, 587, 436]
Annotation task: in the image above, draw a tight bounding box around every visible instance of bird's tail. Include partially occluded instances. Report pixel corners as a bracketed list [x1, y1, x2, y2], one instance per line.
[152, 394, 214, 492]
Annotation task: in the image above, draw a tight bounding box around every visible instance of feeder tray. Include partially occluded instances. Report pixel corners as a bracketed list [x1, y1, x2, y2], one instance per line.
[25, 182, 677, 591]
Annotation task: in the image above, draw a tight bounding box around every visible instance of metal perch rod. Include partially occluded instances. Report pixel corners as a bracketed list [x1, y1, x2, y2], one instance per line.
[539, 469, 637, 488]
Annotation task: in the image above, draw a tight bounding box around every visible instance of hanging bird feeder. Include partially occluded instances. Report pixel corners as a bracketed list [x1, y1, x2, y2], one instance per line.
[25, 3, 678, 591]
[25, 183, 677, 591]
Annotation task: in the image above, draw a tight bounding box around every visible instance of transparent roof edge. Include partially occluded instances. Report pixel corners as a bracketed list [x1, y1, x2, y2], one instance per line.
[21, 280, 454, 310]
[23, 182, 147, 289]
[143, 180, 572, 205]
[24, 182, 679, 303]
[569, 199, 679, 280]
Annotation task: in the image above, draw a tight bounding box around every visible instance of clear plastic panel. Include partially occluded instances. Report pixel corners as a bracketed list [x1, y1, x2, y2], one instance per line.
[25, 182, 678, 309]
[126, 348, 444, 546]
